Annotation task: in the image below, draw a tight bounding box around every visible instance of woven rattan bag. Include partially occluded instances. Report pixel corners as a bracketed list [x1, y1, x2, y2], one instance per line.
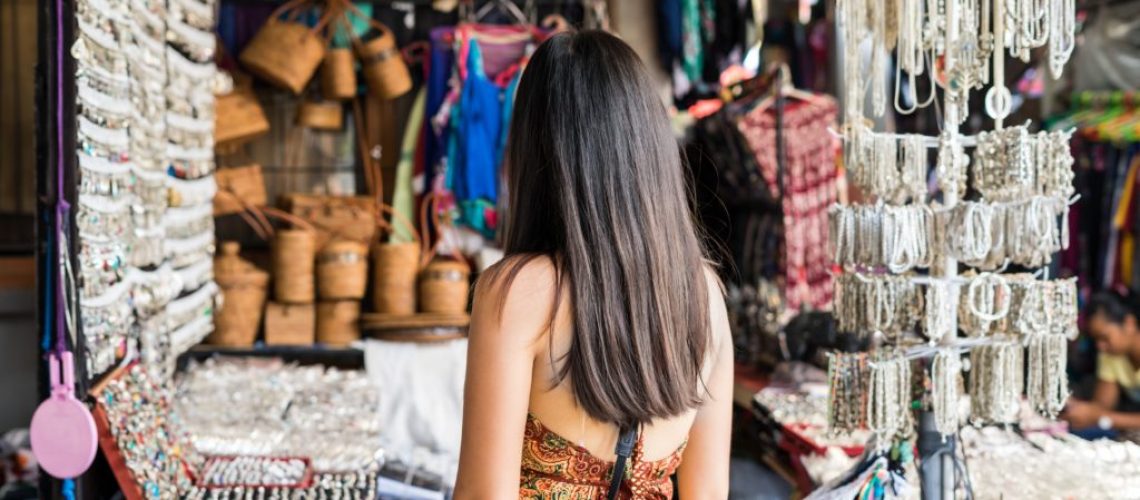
[210, 242, 269, 347]
[239, 0, 331, 94]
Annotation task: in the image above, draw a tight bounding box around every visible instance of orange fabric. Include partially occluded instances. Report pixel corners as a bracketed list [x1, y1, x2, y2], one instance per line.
[519, 414, 685, 499]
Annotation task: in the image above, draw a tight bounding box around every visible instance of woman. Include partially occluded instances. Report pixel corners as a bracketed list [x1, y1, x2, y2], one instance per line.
[454, 31, 733, 499]
[1063, 291, 1140, 441]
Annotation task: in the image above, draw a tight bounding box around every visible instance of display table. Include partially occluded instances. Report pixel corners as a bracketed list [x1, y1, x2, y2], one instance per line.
[733, 363, 864, 495]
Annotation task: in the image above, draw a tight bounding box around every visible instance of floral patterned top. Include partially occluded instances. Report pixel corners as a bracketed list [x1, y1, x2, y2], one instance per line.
[519, 414, 686, 499]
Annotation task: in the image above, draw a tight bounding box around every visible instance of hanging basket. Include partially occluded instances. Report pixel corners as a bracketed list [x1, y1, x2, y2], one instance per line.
[281, 194, 378, 247]
[316, 300, 361, 346]
[214, 85, 270, 149]
[321, 48, 357, 100]
[355, 25, 412, 99]
[214, 164, 268, 216]
[238, 1, 330, 95]
[273, 229, 318, 303]
[297, 100, 345, 130]
[210, 242, 269, 347]
[317, 240, 369, 300]
[412, 192, 470, 314]
[418, 258, 470, 314]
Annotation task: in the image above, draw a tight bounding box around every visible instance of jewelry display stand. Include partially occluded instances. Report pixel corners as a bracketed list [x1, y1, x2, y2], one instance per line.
[829, 0, 1078, 497]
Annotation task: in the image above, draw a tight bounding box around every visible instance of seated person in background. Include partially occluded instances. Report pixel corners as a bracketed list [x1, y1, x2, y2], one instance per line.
[1063, 291, 1140, 440]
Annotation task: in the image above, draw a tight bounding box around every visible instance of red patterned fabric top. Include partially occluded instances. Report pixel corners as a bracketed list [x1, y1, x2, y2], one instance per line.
[519, 414, 686, 499]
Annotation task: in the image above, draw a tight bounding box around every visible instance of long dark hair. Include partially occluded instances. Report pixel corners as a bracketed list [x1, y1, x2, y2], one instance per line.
[488, 30, 712, 426]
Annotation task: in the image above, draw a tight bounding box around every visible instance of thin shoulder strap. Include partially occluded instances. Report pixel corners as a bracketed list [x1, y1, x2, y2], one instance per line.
[605, 425, 638, 500]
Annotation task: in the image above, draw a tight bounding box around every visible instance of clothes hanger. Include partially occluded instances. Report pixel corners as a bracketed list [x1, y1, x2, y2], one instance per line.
[475, 0, 530, 25]
[447, 0, 538, 46]
[745, 63, 823, 115]
[1063, 91, 1112, 135]
[721, 65, 780, 104]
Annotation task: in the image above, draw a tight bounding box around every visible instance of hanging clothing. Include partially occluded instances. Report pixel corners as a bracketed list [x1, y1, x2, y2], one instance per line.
[686, 108, 783, 284]
[452, 39, 502, 205]
[391, 89, 426, 244]
[428, 26, 535, 239]
[1114, 156, 1139, 287]
[680, 0, 705, 84]
[735, 96, 839, 311]
[657, 0, 684, 72]
[423, 27, 457, 194]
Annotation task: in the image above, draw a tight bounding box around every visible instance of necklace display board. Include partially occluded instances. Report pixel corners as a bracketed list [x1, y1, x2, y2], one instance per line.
[823, 0, 1079, 497]
[36, 0, 220, 494]
[72, 0, 220, 384]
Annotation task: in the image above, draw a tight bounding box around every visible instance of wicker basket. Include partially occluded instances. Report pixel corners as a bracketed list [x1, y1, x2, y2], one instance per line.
[316, 300, 361, 346]
[264, 302, 316, 345]
[321, 48, 356, 101]
[214, 86, 270, 149]
[371, 242, 420, 314]
[418, 258, 470, 314]
[214, 164, 268, 216]
[239, 11, 327, 95]
[210, 242, 269, 347]
[317, 240, 369, 300]
[281, 194, 378, 247]
[355, 26, 412, 99]
[297, 100, 344, 130]
[273, 229, 317, 303]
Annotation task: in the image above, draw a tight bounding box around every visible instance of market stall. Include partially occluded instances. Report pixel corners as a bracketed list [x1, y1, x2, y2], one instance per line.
[24, 0, 1140, 498]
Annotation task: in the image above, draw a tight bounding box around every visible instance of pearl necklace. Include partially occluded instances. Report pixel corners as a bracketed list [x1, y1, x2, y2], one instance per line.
[1006, 0, 1051, 61]
[931, 350, 962, 435]
[1048, 0, 1076, 78]
[867, 353, 913, 443]
[895, 0, 938, 114]
[969, 342, 1023, 425]
[1027, 334, 1069, 418]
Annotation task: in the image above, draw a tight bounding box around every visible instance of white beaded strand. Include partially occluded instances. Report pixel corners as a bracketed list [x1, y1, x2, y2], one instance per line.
[932, 350, 961, 435]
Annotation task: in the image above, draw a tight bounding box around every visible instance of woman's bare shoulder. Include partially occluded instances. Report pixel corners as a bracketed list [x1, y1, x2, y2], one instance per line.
[471, 254, 561, 346]
[701, 263, 731, 352]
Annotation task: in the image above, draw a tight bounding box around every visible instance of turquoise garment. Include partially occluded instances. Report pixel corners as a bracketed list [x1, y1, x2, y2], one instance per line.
[447, 40, 504, 238]
[497, 70, 522, 169]
[681, 0, 703, 82]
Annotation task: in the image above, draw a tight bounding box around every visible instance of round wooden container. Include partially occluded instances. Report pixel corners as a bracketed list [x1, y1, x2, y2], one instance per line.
[317, 240, 369, 300]
[418, 258, 470, 314]
[370, 242, 419, 314]
[273, 229, 316, 303]
[210, 242, 269, 347]
[321, 48, 357, 101]
[355, 27, 412, 99]
[317, 300, 361, 346]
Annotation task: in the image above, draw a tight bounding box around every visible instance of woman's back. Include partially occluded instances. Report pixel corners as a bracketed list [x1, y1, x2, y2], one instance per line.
[521, 260, 726, 499]
[454, 30, 733, 499]
[526, 258, 704, 463]
[459, 257, 732, 499]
